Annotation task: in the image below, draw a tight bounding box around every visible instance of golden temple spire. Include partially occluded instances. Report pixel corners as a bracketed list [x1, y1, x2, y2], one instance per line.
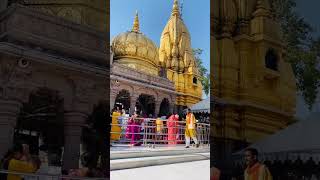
[132, 10, 140, 32]
[171, 0, 180, 17]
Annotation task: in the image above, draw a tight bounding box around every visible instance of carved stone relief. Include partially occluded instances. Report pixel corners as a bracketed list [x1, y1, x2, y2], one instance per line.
[57, 7, 82, 24]
[0, 57, 33, 102]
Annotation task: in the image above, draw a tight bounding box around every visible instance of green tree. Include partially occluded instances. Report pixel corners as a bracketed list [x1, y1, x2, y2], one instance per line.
[202, 73, 210, 96]
[272, 0, 320, 109]
[193, 48, 207, 77]
[193, 48, 210, 96]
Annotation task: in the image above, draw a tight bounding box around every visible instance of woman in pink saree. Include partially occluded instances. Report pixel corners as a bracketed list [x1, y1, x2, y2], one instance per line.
[167, 114, 179, 145]
[125, 113, 143, 146]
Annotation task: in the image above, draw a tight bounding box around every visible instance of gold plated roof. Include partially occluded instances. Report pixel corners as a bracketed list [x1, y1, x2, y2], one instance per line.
[111, 12, 159, 75]
[159, 0, 198, 75]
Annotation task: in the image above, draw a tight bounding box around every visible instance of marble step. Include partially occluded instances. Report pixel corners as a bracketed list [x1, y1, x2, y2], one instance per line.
[111, 146, 210, 160]
[111, 152, 210, 171]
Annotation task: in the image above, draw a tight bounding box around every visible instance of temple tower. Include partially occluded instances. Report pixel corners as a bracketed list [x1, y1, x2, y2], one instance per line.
[212, 0, 297, 167]
[159, 0, 203, 109]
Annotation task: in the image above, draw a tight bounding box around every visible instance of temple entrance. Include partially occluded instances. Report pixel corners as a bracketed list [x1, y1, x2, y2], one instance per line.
[159, 98, 170, 117]
[14, 87, 64, 166]
[136, 94, 155, 117]
[114, 89, 130, 111]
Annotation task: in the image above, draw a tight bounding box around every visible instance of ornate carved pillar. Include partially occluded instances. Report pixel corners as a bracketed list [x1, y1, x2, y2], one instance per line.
[238, 43, 250, 94]
[63, 112, 87, 170]
[110, 90, 118, 111]
[130, 94, 138, 115]
[168, 102, 173, 115]
[0, 100, 21, 157]
[110, 79, 121, 111]
[0, 56, 32, 157]
[154, 100, 162, 117]
[62, 77, 95, 170]
[237, 0, 250, 35]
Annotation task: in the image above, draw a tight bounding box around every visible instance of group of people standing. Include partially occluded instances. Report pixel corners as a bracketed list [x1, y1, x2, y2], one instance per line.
[0, 143, 41, 180]
[110, 108, 200, 148]
[0, 143, 104, 180]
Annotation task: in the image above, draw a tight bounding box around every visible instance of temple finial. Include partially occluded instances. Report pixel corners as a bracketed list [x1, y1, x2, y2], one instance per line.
[171, 0, 180, 17]
[132, 10, 140, 32]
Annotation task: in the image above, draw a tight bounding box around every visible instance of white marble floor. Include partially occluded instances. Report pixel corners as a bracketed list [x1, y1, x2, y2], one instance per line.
[110, 160, 210, 180]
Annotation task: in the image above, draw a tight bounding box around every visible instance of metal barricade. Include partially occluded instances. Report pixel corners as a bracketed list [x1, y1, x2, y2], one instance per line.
[110, 116, 210, 147]
[0, 170, 106, 180]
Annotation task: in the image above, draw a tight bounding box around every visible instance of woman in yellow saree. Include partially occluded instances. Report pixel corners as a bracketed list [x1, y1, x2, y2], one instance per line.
[110, 109, 122, 141]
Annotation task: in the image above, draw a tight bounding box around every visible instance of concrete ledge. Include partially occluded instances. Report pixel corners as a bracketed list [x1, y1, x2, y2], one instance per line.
[111, 153, 210, 171]
[111, 148, 210, 160]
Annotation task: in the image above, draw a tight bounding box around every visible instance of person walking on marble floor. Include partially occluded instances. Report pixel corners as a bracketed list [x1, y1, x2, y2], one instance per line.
[185, 108, 199, 148]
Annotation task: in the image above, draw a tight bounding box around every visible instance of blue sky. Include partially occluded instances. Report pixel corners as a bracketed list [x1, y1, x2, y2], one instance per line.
[294, 0, 320, 118]
[296, 0, 320, 37]
[110, 0, 210, 71]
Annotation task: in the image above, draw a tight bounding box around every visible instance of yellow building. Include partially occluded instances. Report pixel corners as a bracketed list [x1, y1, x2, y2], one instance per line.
[159, 0, 203, 109]
[212, 0, 296, 151]
[110, 0, 202, 114]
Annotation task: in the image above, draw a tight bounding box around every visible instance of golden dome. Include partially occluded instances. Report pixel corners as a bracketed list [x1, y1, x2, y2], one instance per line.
[159, 0, 197, 73]
[111, 11, 159, 76]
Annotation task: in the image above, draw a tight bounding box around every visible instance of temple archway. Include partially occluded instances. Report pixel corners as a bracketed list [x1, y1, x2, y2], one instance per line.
[159, 98, 170, 117]
[114, 89, 130, 111]
[136, 94, 155, 117]
[14, 87, 64, 166]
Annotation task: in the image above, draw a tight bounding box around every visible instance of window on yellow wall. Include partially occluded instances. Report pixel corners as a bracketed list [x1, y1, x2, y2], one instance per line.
[265, 49, 278, 71]
[193, 77, 198, 84]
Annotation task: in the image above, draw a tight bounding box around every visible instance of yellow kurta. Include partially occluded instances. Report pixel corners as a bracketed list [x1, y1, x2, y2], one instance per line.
[156, 118, 164, 133]
[185, 113, 196, 137]
[110, 111, 121, 140]
[244, 163, 272, 180]
[7, 159, 36, 180]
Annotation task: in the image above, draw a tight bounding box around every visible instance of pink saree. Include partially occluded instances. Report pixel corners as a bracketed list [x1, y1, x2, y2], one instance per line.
[167, 115, 179, 145]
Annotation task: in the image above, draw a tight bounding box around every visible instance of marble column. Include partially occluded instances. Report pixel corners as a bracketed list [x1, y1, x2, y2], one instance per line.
[154, 100, 162, 117]
[0, 99, 21, 157]
[110, 91, 118, 111]
[168, 103, 173, 114]
[130, 95, 138, 115]
[63, 112, 87, 171]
